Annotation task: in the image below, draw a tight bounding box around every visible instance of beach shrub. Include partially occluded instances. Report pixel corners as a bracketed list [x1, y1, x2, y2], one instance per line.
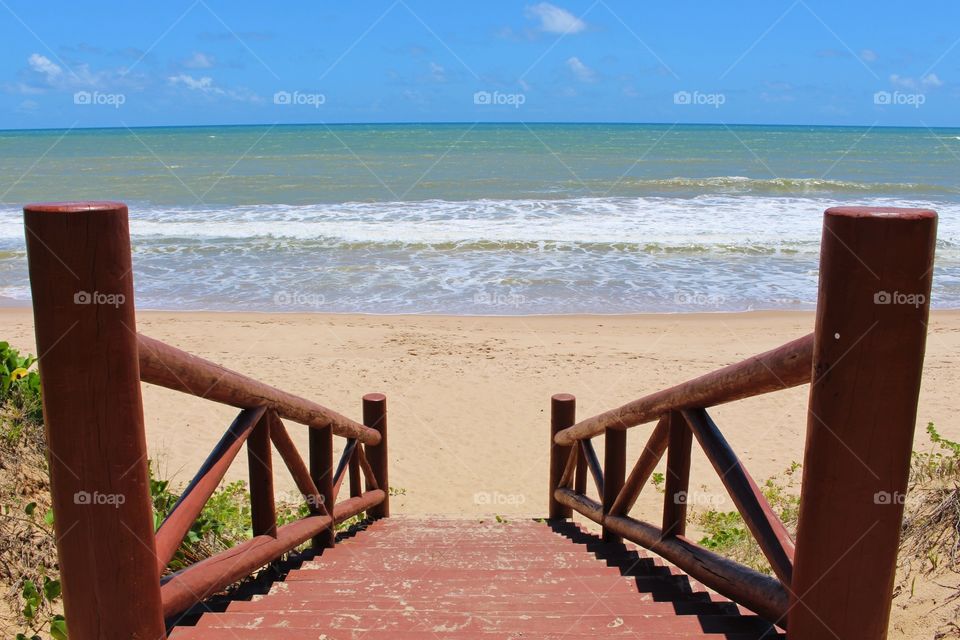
[693, 462, 802, 575]
[0, 342, 42, 443]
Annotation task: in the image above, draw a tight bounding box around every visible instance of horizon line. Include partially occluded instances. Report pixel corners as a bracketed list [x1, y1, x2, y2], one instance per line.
[3, 120, 959, 134]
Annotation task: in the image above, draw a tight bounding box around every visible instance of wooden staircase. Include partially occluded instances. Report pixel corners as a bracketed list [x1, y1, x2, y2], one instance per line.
[169, 517, 784, 639]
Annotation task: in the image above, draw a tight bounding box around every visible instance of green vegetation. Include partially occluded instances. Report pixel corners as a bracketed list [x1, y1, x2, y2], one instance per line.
[0, 339, 373, 638]
[693, 462, 802, 574]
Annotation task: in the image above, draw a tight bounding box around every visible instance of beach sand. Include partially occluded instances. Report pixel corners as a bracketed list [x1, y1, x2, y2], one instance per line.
[2, 308, 957, 637]
[1, 308, 956, 519]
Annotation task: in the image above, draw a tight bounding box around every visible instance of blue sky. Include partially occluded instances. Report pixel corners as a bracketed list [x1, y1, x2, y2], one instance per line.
[2, 1, 959, 129]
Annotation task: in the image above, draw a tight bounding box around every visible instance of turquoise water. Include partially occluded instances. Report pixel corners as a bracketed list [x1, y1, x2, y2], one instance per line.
[1, 123, 958, 312]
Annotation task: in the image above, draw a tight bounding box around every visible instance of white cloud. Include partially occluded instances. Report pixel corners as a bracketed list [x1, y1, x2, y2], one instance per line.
[167, 73, 261, 102]
[28, 54, 62, 80]
[168, 74, 217, 92]
[860, 49, 878, 63]
[890, 73, 944, 90]
[526, 3, 586, 34]
[566, 56, 596, 82]
[183, 52, 215, 69]
[429, 61, 446, 82]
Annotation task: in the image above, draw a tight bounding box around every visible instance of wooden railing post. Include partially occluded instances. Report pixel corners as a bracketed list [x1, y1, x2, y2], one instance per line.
[309, 426, 335, 548]
[24, 202, 166, 638]
[363, 393, 389, 518]
[602, 426, 626, 542]
[789, 207, 936, 639]
[549, 393, 575, 519]
[248, 412, 277, 537]
[662, 411, 692, 538]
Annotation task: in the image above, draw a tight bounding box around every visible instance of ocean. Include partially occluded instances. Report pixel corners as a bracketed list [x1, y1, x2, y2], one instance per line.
[1, 123, 958, 314]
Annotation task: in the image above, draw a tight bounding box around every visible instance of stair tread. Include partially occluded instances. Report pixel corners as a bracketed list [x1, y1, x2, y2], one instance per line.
[169, 518, 782, 639]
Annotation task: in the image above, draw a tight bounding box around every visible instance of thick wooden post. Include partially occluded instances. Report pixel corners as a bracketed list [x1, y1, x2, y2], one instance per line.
[789, 207, 936, 639]
[309, 426, 335, 548]
[248, 413, 277, 537]
[662, 411, 692, 538]
[363, 393, 389, 518]
[24, 202, 166, 638]
[549, 393, 575, 519]
[602, 426, 626, 542]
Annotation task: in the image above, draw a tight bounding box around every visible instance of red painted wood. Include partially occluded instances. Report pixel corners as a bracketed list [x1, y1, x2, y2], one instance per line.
[247, 411, 276, 537]
[556, 334, 813, 445]
[789, 207, 936, 639]
[681, 408, 794, 585]
[138, 333, 380, 444]
[548, 393, 575, 518]
[363, 393, 389, 518]
[161, 490, 384, 619]
[602, 426, 626, 542]
[169, 518, 782, 639]
[662, 411, 692, 538]
[155, 406, 266, 570]
[24, 201, 166, 639]
[309, 425, 335, 548]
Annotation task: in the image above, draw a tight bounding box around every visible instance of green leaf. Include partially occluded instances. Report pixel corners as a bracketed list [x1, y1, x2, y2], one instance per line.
[44, 509, 55, 526]
[50, 616, 68, 640]
[24, 502, 37, 516]
[43, 577, 61, 601]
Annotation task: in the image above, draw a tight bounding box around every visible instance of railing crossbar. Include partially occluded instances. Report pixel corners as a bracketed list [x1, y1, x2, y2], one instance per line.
[681, 408, 795, 585]
[580, 439, 604, 497]
[268, 412, 328, 516]
[608, 415, 670, 517]
[155, 406, 267, 570]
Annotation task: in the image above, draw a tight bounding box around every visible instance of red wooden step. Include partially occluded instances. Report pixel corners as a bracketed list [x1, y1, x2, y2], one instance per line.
[168, 517, 783, 639]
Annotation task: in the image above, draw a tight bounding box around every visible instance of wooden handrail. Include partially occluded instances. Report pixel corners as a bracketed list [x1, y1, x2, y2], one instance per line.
[548, 207, 938, 639]
[554, 333, 813, 445]
[137, 333, 380, 445]
[160, 489, 385, 618]
[554, 488, 788, 623]
[155, 406, 267, 570]
[682, 408, 795, 585]
[25, 202, 394, 638]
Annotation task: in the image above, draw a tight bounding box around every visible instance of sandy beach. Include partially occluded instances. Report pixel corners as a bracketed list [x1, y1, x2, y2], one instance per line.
[2, 307, 957, 524]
